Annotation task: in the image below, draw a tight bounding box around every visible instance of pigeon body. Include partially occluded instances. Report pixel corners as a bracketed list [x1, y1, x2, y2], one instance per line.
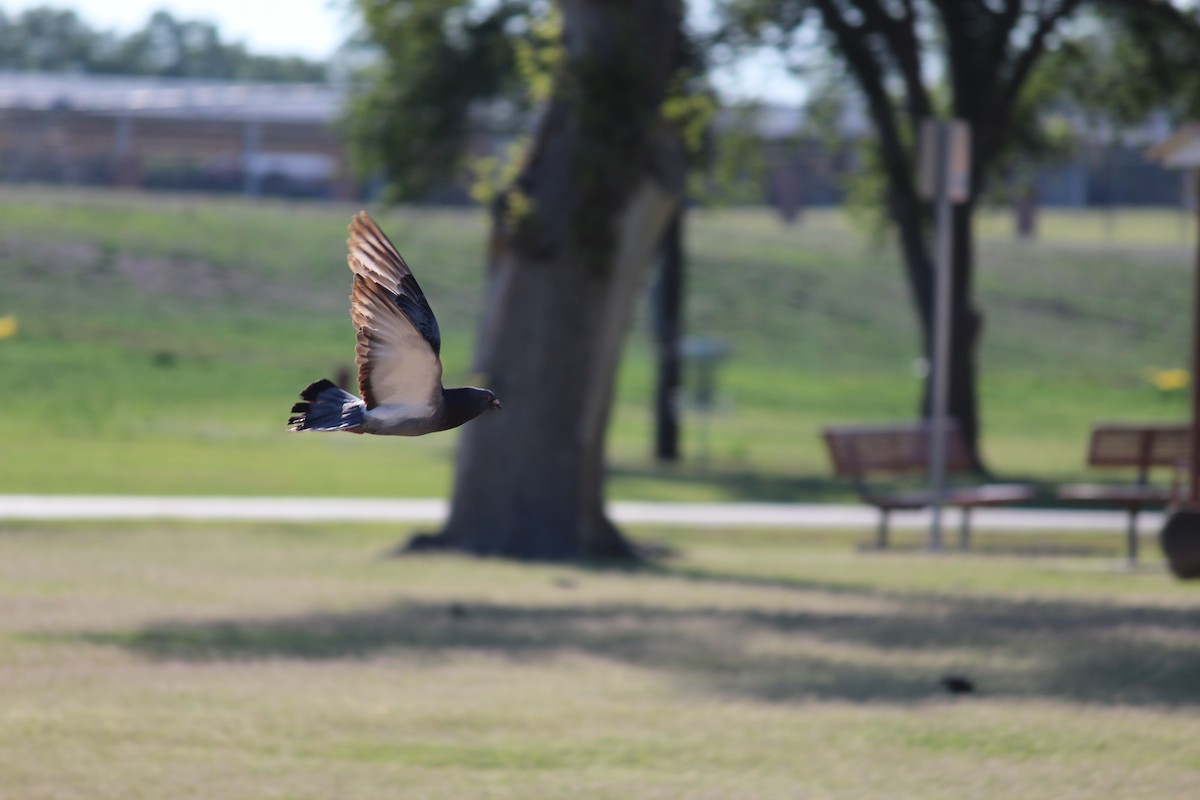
[288, 212, 500, 436]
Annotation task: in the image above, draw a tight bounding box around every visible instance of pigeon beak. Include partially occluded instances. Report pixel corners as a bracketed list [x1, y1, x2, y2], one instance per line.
[491, 398, 503, 412]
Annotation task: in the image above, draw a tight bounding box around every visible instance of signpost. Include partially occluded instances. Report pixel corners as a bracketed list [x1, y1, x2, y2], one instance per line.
[918, 119, 971, 551]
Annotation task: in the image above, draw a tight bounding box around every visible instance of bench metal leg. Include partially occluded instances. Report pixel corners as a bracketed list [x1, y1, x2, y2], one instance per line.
[877, 511, 890, 549]
[1126, 508, 1139, 565]
[959, 507, 972, 551]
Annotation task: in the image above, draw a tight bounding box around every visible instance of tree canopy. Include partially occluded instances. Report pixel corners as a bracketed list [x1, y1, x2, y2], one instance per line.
[0, 6, 327, 81]
[343, 0, 529, 200]
[721, 0, 1200, 465]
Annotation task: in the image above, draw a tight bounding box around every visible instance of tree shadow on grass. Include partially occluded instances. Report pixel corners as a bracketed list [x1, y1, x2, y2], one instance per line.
[82, 567, 1200, 708]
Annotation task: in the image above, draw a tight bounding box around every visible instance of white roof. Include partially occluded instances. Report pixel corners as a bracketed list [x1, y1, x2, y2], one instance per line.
[0, 71, 343, 124]
[1146, 123, 1200, 169]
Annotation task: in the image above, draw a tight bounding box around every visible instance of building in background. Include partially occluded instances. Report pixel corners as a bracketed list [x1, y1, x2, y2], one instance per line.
[0, 71, 1189, 211]
[0, 72, 349, 198]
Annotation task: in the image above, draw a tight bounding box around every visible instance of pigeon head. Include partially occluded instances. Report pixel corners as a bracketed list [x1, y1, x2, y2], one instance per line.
[471, 387, 502, 413]
[440, 386, 502, 431]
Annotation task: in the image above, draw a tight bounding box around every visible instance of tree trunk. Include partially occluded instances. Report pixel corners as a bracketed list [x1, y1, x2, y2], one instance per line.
[653, 207, 684, 462]
[424, 0, 686, 560]
[892, 182, 985, 470]
[945, 199, 984, 468]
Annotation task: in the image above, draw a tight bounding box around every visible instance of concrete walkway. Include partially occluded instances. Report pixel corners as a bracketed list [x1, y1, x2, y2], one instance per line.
[0, 494, 1163, 534]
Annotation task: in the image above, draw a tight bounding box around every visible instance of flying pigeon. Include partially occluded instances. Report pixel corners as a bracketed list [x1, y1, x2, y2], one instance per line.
[288, 211, 501, 436]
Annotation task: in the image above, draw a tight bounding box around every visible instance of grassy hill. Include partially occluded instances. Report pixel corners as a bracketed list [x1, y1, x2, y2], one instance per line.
[0, 187, 1192, 500]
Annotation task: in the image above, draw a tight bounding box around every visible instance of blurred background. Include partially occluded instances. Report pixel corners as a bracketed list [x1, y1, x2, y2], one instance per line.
[6, 4, 1200, 797]
[0, 0, 1196, 505]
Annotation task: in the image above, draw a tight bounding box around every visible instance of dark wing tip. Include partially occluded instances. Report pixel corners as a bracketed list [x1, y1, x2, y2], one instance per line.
[300, 378, 337, 401]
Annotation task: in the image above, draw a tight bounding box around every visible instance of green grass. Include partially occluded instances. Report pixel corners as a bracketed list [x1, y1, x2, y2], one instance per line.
[0, 520, 1197, 798]
[4, 191, 1197, 797]
[0, 186, 1192, 499]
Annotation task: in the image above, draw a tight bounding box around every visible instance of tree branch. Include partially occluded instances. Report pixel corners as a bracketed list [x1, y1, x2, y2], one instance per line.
[849, 0, 932, 126]
[989, 0, 1084, 164]
[1094, 0, 1200, 42]
[810, 0, 932, 315]
[810, 0, 915, 202]
[999, 0, 1083, 112]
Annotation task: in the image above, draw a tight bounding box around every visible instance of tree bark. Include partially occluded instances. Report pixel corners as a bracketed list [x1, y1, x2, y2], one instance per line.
[944, 199, 984, 466]
[424, 0, 686, 560]
[653, 207, 684, 462]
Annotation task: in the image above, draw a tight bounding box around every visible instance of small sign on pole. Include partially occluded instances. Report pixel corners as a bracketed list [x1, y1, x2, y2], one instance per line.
[918, 119, 971, 551]
[919, 120, 971, 202]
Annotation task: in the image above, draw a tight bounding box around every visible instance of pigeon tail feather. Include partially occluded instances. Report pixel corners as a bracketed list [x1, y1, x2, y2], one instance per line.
[288, 379, 366, 432]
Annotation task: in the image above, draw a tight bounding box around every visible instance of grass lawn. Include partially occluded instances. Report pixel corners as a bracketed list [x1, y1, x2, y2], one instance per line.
[0, 520, 1197, 799]
[4, 190, 1197, 797]
[0, 187, 1193, 500]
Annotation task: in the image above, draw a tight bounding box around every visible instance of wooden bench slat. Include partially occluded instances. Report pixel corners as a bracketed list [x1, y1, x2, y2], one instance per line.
[1087, 423, 1189, 468]
[822, 422, 1035, 549]
[824, 424, 975, 476]
[1057, 421, 1190, 564]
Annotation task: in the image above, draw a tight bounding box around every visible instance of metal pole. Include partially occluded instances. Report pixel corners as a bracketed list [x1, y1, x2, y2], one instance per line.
[919, 119, 970, 551]
[1190, 168, 1200, 504]
[929, 124, 953, 551]
[243, 120, 262, 197]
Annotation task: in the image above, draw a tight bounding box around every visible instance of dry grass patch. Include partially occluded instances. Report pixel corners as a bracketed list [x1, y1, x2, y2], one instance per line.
[0, 521, 1198, 799]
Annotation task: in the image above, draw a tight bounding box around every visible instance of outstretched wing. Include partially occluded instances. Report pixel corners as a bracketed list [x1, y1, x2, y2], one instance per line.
[347, 211, 443, 409]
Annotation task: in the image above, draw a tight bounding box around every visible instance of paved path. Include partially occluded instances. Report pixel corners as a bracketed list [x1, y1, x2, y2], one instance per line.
[0, 495, 1163, 533]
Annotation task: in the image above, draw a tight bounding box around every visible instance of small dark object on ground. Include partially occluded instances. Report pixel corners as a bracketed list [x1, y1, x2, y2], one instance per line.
[941, 675, 975, 695]
[449, 602, 467, 619]
[152, 350, 177, 368]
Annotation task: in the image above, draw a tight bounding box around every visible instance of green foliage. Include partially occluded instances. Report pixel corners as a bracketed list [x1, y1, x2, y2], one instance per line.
[344, 0, 527, 200]
[349, 0, 714, 220]
[512, 6, 562, 104]
[1037, 6, 1200, 127]
[0, 7, 326, 80]
[465, 7, 561, 213]
[721, 0, 1200, 215]
[662, 90, 717, 157]
[468, 138, 530, 207]
[796, 75, 896, 239]
[0, 189, 1193, 498]
[689, 102, 768, 205]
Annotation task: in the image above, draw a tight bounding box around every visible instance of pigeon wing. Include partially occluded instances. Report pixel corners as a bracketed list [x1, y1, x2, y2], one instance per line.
[347, 212, 443, 409]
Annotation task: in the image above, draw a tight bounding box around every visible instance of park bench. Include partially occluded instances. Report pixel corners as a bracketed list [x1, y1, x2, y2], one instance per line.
[1057, 422, 1189, 563]
[822, 422, 1038, 549]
